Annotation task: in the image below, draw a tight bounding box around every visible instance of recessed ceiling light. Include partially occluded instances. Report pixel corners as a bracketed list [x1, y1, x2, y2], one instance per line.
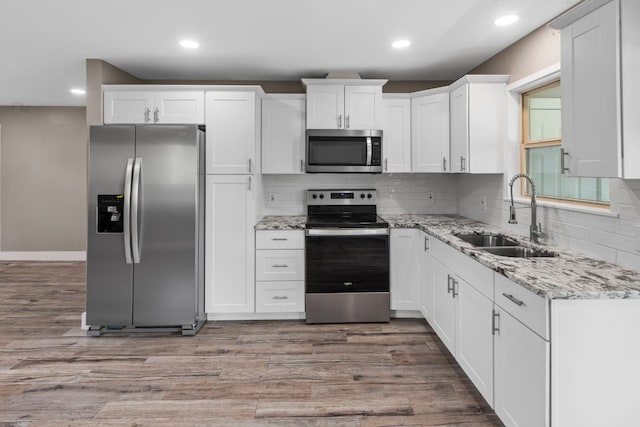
[495, 14, 519, 26]
[70, 88, 86, 95]
[392, 39, 411, 49]
[179, 39, 199, 49]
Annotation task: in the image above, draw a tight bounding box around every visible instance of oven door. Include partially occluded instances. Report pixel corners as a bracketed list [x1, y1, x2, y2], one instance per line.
[305, 228, 389, 293]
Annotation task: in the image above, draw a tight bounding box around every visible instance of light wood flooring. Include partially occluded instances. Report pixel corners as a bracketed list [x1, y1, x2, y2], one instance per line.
[0, 261, 503, 426]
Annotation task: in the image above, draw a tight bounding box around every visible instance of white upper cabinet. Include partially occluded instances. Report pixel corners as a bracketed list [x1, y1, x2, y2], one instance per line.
[449, 75, 508, 174]
[261, 95, 306, 174]
[302, 79, 387, 129]
[411, 90, 450, 173]
[551, 0, 640, 178]
[103, 89, 204, 124]
[205, 91, 260, 175]
[382, 95, 411, 173]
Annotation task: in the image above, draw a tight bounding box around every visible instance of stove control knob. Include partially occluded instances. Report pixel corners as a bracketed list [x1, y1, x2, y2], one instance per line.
[360, 193, 365, 199]
[312, 194, 317, 199]
[319, 194, 324, 199]
[367, 193, 373, 199]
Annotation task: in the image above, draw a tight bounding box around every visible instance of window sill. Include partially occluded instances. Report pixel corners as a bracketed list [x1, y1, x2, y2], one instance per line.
[507, 197, 620, 219]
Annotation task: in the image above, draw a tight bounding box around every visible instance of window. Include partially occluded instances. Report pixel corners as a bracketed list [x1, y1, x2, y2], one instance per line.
[521, 81, 609, 205]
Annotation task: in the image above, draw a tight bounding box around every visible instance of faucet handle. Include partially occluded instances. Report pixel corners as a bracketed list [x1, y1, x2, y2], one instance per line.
[508, 205, 518, 224]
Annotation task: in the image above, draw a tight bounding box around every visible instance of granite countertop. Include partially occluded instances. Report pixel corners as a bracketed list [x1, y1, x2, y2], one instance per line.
[255, 214, 640, 300]
[255, 215, 307, 230]
[381, 214, 640, 301]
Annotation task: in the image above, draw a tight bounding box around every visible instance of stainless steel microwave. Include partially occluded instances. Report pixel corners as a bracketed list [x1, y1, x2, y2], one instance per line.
[305, 129, 383, 173]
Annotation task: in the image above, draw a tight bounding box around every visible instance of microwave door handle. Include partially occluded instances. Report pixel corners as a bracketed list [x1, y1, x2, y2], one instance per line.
[366, 137, 372, 166]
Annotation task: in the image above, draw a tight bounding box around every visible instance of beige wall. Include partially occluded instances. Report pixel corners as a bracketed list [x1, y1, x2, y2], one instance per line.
[469, 24, 561, 82]
[0, 107, 87, 251]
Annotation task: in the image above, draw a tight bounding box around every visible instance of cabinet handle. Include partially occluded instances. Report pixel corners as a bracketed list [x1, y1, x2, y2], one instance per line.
[460, 156, 466, 172]
[338, 114, 342, 129]
[452, 279, 458, 298]
[502, 293, 526, 307]
[384, 158, 388, 172]
[346, 115, 350, 129]
[300, 159, 304, 172]
[442, 157, 447, 172]
[492, 309, 500, 335]
[248, 158, 253, 173]
[271, 238, 288, 241]
[154, 107, 159, 123]
[272, 295, 289, 300]
[248, 176, 252, 191]
[144, 108, 151, 123]
[272, 264, 289, 268]
[560, 148, 570, 174]
[447, 275, 454, 294]
[424, 236, 429, 252]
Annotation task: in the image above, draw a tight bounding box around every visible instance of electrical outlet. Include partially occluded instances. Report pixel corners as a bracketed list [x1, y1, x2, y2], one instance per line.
[481, 194, 487, 211]
[427, 192, 435, 203]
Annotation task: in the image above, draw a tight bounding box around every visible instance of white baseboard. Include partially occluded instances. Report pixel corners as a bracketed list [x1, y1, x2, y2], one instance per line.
[0, 251, 86, 261]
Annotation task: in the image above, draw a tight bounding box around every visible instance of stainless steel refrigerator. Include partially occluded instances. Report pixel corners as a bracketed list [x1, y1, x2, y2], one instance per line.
[86, 125, 205, 336]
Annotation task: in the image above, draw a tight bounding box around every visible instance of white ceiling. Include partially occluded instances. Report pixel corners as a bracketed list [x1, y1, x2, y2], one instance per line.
[1, 0, 581, 107]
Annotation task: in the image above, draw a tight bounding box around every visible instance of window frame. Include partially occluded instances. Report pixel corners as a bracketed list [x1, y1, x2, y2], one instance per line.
[520, 80, 610, 208]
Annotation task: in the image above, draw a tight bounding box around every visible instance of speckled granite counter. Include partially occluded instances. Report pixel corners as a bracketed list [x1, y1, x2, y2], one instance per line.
[381, 214, 640, 300]
[255, 215, 307, 230]
[255, 214, 640, 300]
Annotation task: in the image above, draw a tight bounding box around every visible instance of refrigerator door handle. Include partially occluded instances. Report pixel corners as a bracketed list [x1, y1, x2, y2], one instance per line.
[131, 157, 142, 264]
[123, 158, 134, 264]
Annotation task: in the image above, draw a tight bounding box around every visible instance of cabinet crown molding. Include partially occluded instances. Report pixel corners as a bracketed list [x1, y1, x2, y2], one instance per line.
[102, 84, 266, 96]
[448, 74, 509, 91]
[301, 78, 388, 88]
[549, 0, 614, 29]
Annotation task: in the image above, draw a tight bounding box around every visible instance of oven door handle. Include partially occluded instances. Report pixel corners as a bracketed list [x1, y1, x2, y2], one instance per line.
[306, 228, 389, 237]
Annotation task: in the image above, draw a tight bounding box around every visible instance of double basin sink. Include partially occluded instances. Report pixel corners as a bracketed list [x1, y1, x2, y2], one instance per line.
[454, 233, 558, 258]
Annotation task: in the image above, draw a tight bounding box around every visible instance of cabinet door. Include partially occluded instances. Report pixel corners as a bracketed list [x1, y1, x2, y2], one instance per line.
[205, 92, 257, 174]
[419, 232, 433, 322]
[205, 175, 255, 313]
[344, 85, 382, 129]
[306, 85, 344, 129]
[431, 257, 456, 354]
[383, 98, 411, 173]
[456, 278, 494, 407]
[154, 92, 205, 124]
[390, 229, 421, 311]
[262, 97, 306, 174]
[411, 93, 450, 172]
[561, 0, 621, 178]
[494, 307, 549, 427]
[103, 91, 154, 124]
[450, 84, 469, 173]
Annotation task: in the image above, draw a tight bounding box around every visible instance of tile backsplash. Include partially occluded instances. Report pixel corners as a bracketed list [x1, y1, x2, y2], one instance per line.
[457, 174, 640, 271]
[262, 173, 457, 216]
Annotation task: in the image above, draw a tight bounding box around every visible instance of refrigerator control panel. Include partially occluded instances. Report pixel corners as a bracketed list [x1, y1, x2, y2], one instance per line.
[97, 195, 124, 233]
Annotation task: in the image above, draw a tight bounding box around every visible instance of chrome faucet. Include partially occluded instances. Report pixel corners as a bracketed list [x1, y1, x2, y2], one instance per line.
[508, 173, 544, 243]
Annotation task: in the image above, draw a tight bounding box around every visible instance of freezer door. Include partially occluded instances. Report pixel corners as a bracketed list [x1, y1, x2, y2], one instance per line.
[86, 125, 135, 327]
[132, 125, 201, 326]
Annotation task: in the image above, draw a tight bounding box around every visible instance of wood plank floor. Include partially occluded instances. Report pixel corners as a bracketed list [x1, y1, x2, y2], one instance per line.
[0, 261, 503, 426]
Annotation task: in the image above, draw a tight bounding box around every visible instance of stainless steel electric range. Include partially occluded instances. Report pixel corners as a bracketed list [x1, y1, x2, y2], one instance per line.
[305, 189, 390, 324]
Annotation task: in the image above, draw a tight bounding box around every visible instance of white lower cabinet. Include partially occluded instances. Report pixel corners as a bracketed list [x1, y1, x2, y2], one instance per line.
[430, 256, 457, 353]
[418, 232, 433, 322]
[390, 229, 421, 311]
[205, 175, 255, 313]
[494, 307, 549, 427]
[255, 230, 305, 314]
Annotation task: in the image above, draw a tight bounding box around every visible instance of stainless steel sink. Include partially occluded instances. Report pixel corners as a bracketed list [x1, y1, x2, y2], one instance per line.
[481, 246, 559, 258]
[455, 233, 519, 247]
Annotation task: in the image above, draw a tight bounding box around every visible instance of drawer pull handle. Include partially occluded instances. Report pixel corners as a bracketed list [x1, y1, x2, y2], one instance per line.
[503, 293, 526, 307]
[272, 264, 289, 268]
[271, 238, 288, 241]
[492, 309, 500, 335]
[272, 296, 289, 300]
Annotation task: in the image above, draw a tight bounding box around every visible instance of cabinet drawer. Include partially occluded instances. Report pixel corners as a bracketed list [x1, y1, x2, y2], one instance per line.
[256, 281, 305, 313]
[256, 230, 305, 249]
[256, 249, 304, 281]
[495, 274, 549, 340]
